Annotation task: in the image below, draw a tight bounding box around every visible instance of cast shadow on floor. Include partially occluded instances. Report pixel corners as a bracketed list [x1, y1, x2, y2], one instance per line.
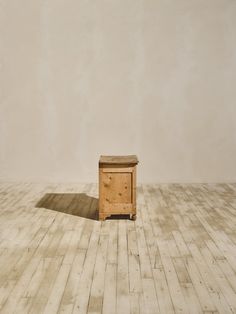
[36, 193, 130, 221]
[36, 193, 99, 220]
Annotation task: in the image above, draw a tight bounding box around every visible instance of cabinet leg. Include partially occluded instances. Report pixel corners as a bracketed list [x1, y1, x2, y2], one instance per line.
[131, 214, 136, 221]
[99, 213, 106, 221]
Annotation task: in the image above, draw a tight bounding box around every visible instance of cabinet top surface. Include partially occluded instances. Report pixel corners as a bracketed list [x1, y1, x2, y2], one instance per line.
[99, 155, 139, 165]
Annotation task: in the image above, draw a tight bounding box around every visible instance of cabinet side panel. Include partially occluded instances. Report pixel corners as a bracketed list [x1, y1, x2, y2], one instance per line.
[132, 166, 137, 211]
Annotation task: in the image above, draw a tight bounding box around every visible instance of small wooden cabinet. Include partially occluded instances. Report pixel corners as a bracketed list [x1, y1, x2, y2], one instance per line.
[99, 155, 138, 221]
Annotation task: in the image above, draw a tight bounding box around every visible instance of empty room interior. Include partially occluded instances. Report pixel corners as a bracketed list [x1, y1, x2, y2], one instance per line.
[1, 1, 236, 313]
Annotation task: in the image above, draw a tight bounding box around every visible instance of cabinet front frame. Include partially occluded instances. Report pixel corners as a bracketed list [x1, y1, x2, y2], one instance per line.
[99, 165, 137, 218]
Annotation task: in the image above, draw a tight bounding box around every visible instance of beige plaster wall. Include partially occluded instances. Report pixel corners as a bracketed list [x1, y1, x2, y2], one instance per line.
[1, 0, 236, 183]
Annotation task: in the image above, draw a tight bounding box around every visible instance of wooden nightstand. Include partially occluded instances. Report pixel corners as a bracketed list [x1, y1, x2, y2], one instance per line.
[99, 155, 138, 221]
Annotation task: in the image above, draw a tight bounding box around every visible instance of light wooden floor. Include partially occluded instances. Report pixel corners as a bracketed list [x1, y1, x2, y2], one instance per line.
[0, 183, 236, 314]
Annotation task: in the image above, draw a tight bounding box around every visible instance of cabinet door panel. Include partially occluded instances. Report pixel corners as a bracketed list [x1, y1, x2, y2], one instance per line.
[101, 172, 132, 204]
